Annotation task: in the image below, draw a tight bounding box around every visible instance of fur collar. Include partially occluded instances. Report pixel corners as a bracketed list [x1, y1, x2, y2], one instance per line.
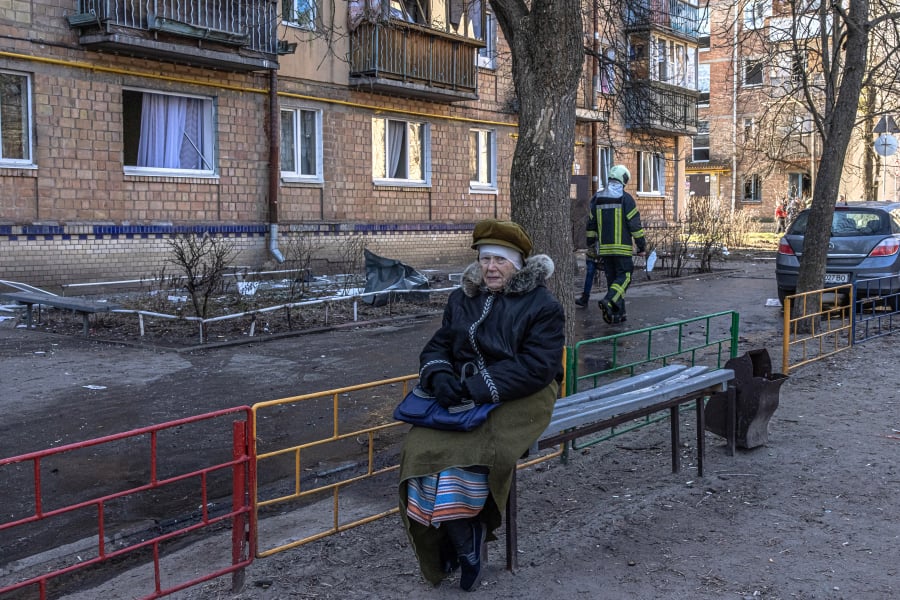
[460, 254, 555, 297]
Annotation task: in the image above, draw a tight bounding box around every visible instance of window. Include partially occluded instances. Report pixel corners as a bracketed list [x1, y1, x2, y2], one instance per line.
[743, 59, 763, 86]
[650, 35, 694, 88]
[743, 117, 755, 140]
[473, 4, 497, 69]
[697, 5, 710, 49]
[390, 0, 427, 24]
[372, 117, 430, 184]
[743, 0, 770, 29]
[692, 122, 710, 162]
[0, 71, 32, 167]
[283, 0, 316, 29]
[638, 152, 665, 195]
[281, 107, 322, 182]
[599, 47, 616, 94]
[597, 146, 613, 190]
[743, 175, 762, 201]
[698, 64, 710, 104]
[123, 89, 215, 176]
[469, 128, 496, 191]
[791, 53, 806, 83]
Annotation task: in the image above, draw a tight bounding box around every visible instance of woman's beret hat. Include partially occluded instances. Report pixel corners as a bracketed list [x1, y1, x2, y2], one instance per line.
[471, 219, 533, 258]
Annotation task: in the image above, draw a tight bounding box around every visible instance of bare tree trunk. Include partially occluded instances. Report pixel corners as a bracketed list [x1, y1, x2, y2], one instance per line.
[795, 0, 870, 299]
[491, 0, 584, 343]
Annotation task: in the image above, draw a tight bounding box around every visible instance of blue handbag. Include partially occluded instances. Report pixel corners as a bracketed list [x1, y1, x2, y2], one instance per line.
[393, 385, 498, 432]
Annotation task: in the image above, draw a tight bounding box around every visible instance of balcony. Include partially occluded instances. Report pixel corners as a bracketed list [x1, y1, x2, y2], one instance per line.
[624, 80, 699, 135]
[66, 0, 281, 72]
[349, 21, 479, 103]
[625, 0, 700, 40]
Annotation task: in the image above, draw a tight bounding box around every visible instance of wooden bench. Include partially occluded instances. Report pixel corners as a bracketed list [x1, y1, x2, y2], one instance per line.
[504, 364, 736, 570]
[0, 291, 121, 338]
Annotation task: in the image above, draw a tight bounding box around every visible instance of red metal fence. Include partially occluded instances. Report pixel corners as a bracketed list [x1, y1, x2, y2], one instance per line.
[0, 407, 255, 599]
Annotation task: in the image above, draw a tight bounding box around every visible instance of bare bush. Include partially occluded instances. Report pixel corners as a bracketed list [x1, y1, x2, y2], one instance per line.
[329, 235, 366, 294]
[166, 233, 238, 319]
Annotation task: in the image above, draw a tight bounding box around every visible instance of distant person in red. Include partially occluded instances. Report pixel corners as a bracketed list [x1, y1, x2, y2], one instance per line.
[775, 200, 788, 233]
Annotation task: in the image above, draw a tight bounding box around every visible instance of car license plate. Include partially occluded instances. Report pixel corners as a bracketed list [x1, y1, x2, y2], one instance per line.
[824, 273, 849, 284]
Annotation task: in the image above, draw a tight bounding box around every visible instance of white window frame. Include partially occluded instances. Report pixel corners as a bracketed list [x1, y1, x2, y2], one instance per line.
[743, 174, 762, 202]
[597, 146, 613, 191]
[280, 107, 323, 183]
[0, 70, 34, 168]
[693, 122, 710, 162]
[469, 127, 497, 192]
[123, 88, 216, 177]
[638, 151, 665, 195]
[650, 35, 693, 88]
[477, 8, 497, 69]
[372, 116, 431, 186]
[743, 0, 771, 30]
[283, 0, 316, 30]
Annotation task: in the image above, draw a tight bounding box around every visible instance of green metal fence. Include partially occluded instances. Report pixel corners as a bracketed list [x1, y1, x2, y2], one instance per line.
[564, 311, 740, 449]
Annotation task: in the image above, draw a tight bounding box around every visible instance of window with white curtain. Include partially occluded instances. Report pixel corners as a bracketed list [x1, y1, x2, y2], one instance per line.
[372, 117, 430, 185]
[281, 107, 322, 182]
[0, 70, 33, 166]
[638, 151, 665, 194]
[597, 146, 613, 190]
[283, 0, 316, 29]
[599, 47, 616, 94]
[650, 35, 694, 88]
[123, 89, 215, 176]
[469, 128, 496, 191]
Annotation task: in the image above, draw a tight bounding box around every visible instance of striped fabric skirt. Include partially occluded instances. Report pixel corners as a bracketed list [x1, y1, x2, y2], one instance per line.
[406, 467, 489, 526]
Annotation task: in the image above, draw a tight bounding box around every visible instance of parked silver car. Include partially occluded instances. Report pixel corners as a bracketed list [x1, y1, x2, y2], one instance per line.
[775, 201, 900, 304]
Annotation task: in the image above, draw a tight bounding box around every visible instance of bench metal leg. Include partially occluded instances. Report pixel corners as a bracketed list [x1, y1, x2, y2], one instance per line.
[506, 467, 518, 572]
[80, 312, 90, 337]
[696, 397, 705, 477]
[725, 385, 736, 457]
[669, 406, 680, 473]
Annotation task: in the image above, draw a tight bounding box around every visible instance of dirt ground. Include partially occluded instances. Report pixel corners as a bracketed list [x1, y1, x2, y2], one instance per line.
[3, 254, 900, 600]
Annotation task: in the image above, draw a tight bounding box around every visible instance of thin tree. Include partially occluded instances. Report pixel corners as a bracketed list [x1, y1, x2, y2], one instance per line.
[725, 0, 900, 301]
[490, 0, 584, 340]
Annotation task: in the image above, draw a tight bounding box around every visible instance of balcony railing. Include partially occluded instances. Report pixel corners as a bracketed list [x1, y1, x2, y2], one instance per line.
[624, 80, 699, 135]
[625, 0, 700, 38]
[350, 21, 479, 103]
[67, 0, 280, 71]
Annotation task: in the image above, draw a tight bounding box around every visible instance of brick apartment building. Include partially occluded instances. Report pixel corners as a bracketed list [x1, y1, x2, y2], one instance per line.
[0, 0, 699, 288]
[687, 0, 879, 222]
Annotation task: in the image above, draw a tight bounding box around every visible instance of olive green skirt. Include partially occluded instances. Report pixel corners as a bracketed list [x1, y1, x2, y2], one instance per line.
[398, 381, 558, 585]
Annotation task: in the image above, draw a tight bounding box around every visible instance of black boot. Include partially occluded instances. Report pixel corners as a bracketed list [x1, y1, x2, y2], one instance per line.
[575, 294, 589, 307]
[438, 535, 459, 575]
[443, 518, 487, 592]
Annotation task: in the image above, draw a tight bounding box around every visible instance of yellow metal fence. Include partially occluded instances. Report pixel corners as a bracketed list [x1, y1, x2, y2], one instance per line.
[781, 285, 853, 374]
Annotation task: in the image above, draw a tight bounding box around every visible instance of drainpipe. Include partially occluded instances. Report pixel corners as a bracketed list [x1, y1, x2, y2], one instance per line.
[268, 68, 285, 263]
[731, 3, 738, 213]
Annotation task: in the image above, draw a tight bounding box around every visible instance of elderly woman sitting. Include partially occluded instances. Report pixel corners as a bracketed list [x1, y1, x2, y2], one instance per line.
[398, 219, 565, 591]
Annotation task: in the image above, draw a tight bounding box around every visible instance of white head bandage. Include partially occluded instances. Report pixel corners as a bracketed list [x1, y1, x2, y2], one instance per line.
[478, 244, 523, 270]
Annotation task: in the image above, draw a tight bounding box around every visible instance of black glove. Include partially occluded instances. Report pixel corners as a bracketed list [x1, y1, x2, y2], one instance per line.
[432, 372, 465, 408]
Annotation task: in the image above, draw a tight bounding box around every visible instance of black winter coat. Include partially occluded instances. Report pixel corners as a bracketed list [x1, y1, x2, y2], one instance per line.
[419, 254, 565, 405]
